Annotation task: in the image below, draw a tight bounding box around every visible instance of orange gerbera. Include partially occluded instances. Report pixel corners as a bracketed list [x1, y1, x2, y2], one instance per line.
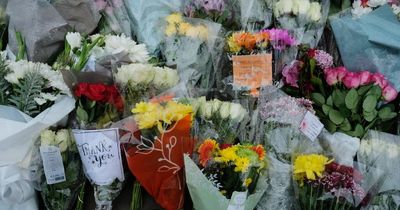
[198, 139, 219, 167]
[251, 145, 266, 160]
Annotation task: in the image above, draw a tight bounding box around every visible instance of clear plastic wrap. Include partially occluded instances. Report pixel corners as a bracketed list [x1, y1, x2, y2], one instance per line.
[94, 0, 132, 36]
[358, 130, 400, 209]
[273, 0, 330, 47]
[161, 15, 224, 91]
[330, 5, 400, 90]
[239, 0, 273, 30]
[123, 0, 182, 54]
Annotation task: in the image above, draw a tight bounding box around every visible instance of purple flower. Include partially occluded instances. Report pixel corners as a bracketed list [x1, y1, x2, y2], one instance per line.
[194, 0, 226, 12]
[263, 28, 297, 50]
[314, 50, 333, 70]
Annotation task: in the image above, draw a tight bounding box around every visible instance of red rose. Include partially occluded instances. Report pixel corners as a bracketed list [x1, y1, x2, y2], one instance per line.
[74, 83, 88, 97]
[106, 85, 124, 111]
[86, 83, 107, 102]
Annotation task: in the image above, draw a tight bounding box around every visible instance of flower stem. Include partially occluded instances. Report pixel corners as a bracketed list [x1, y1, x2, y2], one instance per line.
[75, 181, 86, 210]
[130, 180, 142, 210]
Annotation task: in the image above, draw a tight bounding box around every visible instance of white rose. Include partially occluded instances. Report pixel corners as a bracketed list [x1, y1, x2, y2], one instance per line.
[200, 101, 213, 119]
[192, 97, 206, 114]
[230, 103, 246, 122]
[40, 130, 56, 146]
[66, 32, 82, 49]
[308, 2, 322, 22]
[212, 99, 222, 114]
[55, 129, 70, 152]
[367, 0, 386, 7]
[292, 0, 310, 15]
[152, 67, 168, 87]
[219, 102, 231, 119]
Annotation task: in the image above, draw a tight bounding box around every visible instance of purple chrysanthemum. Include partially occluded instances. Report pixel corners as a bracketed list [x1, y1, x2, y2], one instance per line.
[262, 28, 297, 50]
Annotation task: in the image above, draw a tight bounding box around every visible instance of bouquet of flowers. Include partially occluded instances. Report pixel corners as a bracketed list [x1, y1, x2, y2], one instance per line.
[124, 100, 195, 210]
[71, 82, 125, 210]
[114, 63, 179, 116]
[226, 29, 297, 95]
[282, 48, 398, 138]
[358, 130, 400, 209]
[188, 97, 248, 144]
[184, 140, 268, 210]
[162, 12, 223, 90]
[0, 57, 71, 116]
[273, 0, 329, 47]
[39, 129, 85, 210]
[54, 32, 150, 73]
[293, 153, 383, 209]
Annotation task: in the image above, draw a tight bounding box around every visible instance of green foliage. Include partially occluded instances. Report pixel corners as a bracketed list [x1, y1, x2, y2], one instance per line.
[8, 71, 44, 116]
[0, 55, 10, 105]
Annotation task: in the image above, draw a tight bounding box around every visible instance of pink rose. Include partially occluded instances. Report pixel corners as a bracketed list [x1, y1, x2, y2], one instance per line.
[282, 61, 302, 88]
[382, 85, 398, 102]
[342, 72, 361, 89]
[371, 73, 388, 89]
[324, 67, 348, 86]
[359, 71, 373, 86]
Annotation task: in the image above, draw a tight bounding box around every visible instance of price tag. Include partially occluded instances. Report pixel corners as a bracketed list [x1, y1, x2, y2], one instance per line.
[73, 128, 124, 185]
[227, 191, 247, 210]
[40, 146, 66, 185]
[299, 111, 324, 141]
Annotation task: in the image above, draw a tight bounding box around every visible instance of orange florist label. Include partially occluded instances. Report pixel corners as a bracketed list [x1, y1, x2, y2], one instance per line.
[232, 54, 273, 96]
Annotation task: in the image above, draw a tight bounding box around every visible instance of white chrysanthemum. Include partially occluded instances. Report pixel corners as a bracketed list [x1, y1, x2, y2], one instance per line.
[292, 0, 310, 15]
[40, 65, 71, 96]
[129, 44, 150, 63]
[41, 130, 56, 146]
[5, 60, 31, 84]
[367, 0, 386, 7]
[66, 32, 82, 49]
[352, 1, 373, 17]
[116, 63, 155, 86]
[219, 102, 231, 119]
[308, 2, 322, 22]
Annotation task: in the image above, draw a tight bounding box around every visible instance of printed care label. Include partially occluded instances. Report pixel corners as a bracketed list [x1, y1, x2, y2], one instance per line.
[232, 54, 272, 96]
[72, 128, 124, 185]
[299, 111, 324, 142]
[227, 191, 247, 210]
[40, 146, 66, 185]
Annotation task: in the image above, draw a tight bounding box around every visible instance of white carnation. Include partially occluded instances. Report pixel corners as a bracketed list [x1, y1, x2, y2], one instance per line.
[66, 32, 82, 49]
[308, 2, 322, 22]
[104, 34, 137, 55]
[41, 130, 56, 146]
[351, 1, 373, 17]
[367, 0, 386, 7]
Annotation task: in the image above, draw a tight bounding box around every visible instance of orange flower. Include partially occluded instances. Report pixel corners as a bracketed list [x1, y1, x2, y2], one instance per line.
[251, 145, 266, 160]
[244, 35, 256, 52]
[198, 139, 219, 167]
[255, 31, 270, 43]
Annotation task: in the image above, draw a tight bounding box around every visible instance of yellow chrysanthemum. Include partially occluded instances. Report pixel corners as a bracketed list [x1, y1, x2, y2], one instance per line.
[165, 24, 177, 36]
[165, 13, 183, 24]
[131, 102, 159, 114]
[134, 111, 161, 130]
[244, 178, 252, 187]
[227, 36, 241, 53]
[234, 157, 250, 173]
[163, 101, 193, 123]
[178, 22, 192, 35]
[215, 146, 238, 163]
[293, 154, 331, 183]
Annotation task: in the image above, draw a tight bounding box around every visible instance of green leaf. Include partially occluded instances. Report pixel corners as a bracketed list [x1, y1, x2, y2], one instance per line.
[378, 107, 397, 120]
[338, 105, 352, 117]
[367, 85, 382, 97]
[77, 106, 89, 123]
[322, 105, 331, 115]
[354, 124, 364, 137]
[363, 95, 378, 112]
[311, 93, 325, 106]
[329, 109, 345, 125]
[345, 89, 359, 110]
[357, 85, 372, 96]
[339, 118, 352, 131]
[322, 119, 337, 133]
[333, 89, 345, 107]
[326, 96, 333, 106]
[364, 109, 378, 122]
